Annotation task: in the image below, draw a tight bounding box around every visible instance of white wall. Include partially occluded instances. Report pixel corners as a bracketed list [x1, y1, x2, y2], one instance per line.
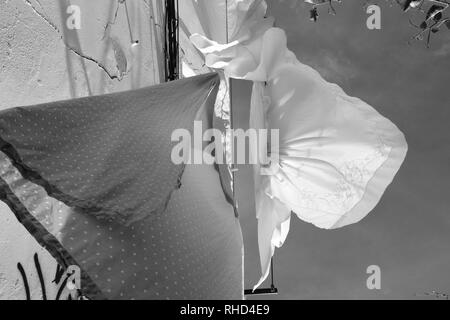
[0, 0, 162, 299]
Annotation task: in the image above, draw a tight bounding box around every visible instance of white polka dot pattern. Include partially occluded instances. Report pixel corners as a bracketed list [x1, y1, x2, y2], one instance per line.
[0, 152, 243, 299]
[0, 73, 220, 226]
[0, 73, 243, 299]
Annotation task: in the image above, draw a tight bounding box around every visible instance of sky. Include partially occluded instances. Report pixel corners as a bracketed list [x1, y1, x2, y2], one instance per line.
[238, 0, 450, 300]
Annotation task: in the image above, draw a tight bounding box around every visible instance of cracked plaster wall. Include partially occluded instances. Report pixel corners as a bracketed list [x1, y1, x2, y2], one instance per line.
[0, 0, 163, 299]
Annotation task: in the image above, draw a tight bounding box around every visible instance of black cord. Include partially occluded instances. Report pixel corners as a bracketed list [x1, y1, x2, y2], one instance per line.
[55, 274, 70, 300]
[34, 253, 47, 300]
[17, 262, 31, 300]
[53, 264, 65, 284]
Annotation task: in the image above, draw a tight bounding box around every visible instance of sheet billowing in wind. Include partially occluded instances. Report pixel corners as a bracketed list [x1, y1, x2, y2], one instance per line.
[0, 74, 218, 226]
[190, 0, 408, 290]
[0, 73, 243, 299]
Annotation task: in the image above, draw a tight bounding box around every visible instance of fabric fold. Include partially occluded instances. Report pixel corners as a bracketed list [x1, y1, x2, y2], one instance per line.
[190, 4, 408, 290]
[0, 73, 220, 227]
[0, 73, 244, 299]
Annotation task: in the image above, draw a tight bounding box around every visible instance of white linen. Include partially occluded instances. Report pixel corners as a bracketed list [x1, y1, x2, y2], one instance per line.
[190, 0, 408, 290]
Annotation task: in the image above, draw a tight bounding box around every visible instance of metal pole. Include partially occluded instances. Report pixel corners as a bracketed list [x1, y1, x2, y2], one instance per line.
[270, 257, 275, 290]
[124, 0, 138, 45]
[164, 0, 179, 81]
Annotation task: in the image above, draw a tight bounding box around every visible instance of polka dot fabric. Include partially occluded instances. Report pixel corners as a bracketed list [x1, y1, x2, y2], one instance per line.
[61, 163, 243, 299]
[1, 152, 243, 299]
[0, 73, 220, 226]
[0, 74, 243, 299]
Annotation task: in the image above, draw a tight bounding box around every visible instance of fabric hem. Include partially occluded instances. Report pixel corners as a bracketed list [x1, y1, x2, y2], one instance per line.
[0, 176, 106, 300]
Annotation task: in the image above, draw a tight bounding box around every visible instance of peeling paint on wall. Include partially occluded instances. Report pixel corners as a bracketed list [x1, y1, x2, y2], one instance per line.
[0, 0, 163, 299]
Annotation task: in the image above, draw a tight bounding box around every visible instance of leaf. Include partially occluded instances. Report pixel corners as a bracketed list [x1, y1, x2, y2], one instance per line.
[399, 0, 413, 11]
[398, 0, 422, 11]
[310, 7, 319, 22]
[410, 0, 422, 8]
[431, 28, 440, 33]
[420, 21, 427, 29]
[433, 12, 443, 23]
[426, 5, 445, 20]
